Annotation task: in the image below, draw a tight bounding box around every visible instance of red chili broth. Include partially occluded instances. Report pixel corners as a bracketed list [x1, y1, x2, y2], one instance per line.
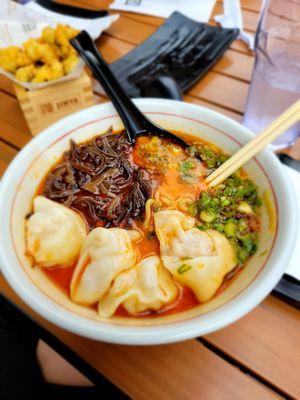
[37, 131, 256, 318]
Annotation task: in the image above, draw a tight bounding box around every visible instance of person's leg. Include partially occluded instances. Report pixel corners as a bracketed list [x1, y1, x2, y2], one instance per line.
[0, 295, 128, 399]
[0, 295, 44, 400]
[37, 340, 93, 386]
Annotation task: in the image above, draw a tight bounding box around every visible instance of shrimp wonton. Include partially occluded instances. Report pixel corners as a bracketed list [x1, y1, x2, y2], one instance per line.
[154, 210, 236, 302]
[70, 227, 140, 305]
[99, 256, 178, 317]
[26, 196, 87, 267]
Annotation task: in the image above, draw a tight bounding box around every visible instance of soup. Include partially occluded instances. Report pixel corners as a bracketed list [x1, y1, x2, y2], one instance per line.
[25, 128, 261, 318]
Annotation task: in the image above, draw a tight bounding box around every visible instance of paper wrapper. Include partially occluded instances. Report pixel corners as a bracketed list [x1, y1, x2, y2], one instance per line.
[0, 0, 118, 90]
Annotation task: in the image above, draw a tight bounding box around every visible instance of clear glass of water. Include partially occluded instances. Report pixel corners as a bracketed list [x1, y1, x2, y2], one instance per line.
[243, 0, 300, 150]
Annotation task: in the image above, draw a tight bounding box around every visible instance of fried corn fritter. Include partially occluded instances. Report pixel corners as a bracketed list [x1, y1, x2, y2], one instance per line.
[0, 24, 80, 83]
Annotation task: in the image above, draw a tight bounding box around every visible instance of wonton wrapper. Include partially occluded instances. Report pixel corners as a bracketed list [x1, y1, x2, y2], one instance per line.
[99, 256, 178, 317]
[154, 210, 236, 302]
[26, 196, 87, 267]
[70, 227, 140, 305]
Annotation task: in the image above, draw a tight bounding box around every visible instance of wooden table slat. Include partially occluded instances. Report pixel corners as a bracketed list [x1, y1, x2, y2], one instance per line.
[0, 2, 299, 399]
[0, 140, 18, 164]
[0, 88, 243, 152]
[0, 158, 8, 176]
[0, 91, 31, 148]
[63, 0, 262, 15]
[184, 95, 243, 122]
[0, 275, 281, 400]
[188, 71, 249, 114]
[206, 296, 300, 399]
[117, 2, 260, 34]
[213, 4, 259, 33]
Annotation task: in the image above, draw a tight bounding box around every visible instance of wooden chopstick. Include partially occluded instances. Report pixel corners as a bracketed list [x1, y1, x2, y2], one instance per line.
[207, 100, 300, 184]
[206, 100, 300, 188]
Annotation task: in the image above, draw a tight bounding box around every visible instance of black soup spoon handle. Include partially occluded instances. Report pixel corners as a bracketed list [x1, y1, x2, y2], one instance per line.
[71, 31, 154, 143]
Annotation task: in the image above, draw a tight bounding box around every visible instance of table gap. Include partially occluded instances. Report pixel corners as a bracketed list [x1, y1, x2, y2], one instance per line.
[198, 338, 289, 399]
[0, 137, 19, 152]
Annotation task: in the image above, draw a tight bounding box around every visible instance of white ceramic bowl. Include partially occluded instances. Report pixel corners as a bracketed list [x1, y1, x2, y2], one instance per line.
[0, 99, 297, 345]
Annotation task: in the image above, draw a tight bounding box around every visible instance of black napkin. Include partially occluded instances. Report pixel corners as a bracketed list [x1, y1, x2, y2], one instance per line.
[110, 12, 239, 98]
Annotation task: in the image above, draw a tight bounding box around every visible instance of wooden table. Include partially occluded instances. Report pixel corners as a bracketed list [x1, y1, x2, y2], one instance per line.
[1, 1, 300, 398]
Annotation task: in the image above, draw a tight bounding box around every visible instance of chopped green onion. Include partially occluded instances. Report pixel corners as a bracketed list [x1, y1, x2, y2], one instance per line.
[187, 146, 198, 157]
[212, 223, 224, 233]
[220, 196, 230, 207]
[177, 264, 192, 275]
[224, 220, 237, 237]
[146, 231, 156, 240]
[187, 202, 198, 217]
[260, 250, 268, 257]
[240, 237, 257, 254]
[197, 146, 219, 168]
[238, 219, 248, 233]
[182, 143, 261, 265]
[179, 159, 194, 178]
[237, 249, 250, 264]
[200, 209, 217, 223]
[196, 225, 208, 231]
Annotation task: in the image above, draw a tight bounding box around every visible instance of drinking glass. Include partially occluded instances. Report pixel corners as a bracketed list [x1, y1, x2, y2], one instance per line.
[243, 0, 300, 150]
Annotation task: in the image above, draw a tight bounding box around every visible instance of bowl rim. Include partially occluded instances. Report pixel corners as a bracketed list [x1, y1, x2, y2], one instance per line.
[0, 98, 298, 345]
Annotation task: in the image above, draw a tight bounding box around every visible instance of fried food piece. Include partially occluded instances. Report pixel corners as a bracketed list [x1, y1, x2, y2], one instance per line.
[55, 24, 79, 57]
[0, 24, 79, 83]
[16, 51, 32, 69]
[24, 39, 58, 65]
[0, 47, 20, 72]
[0, 46, 31, 72]
[41, 26, 56, 45]
[32, 61, 64, 83]
[31, 65, 48, 83]
[23, 39, 40, 62]
[56, 23, 79, 41]
[15, 65, 36, 82]
[62, 53, 79, 74]
[49, 61, 64, 80]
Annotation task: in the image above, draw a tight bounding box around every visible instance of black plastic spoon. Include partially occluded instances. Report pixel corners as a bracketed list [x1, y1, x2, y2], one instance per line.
[71, 30, 187, 147]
